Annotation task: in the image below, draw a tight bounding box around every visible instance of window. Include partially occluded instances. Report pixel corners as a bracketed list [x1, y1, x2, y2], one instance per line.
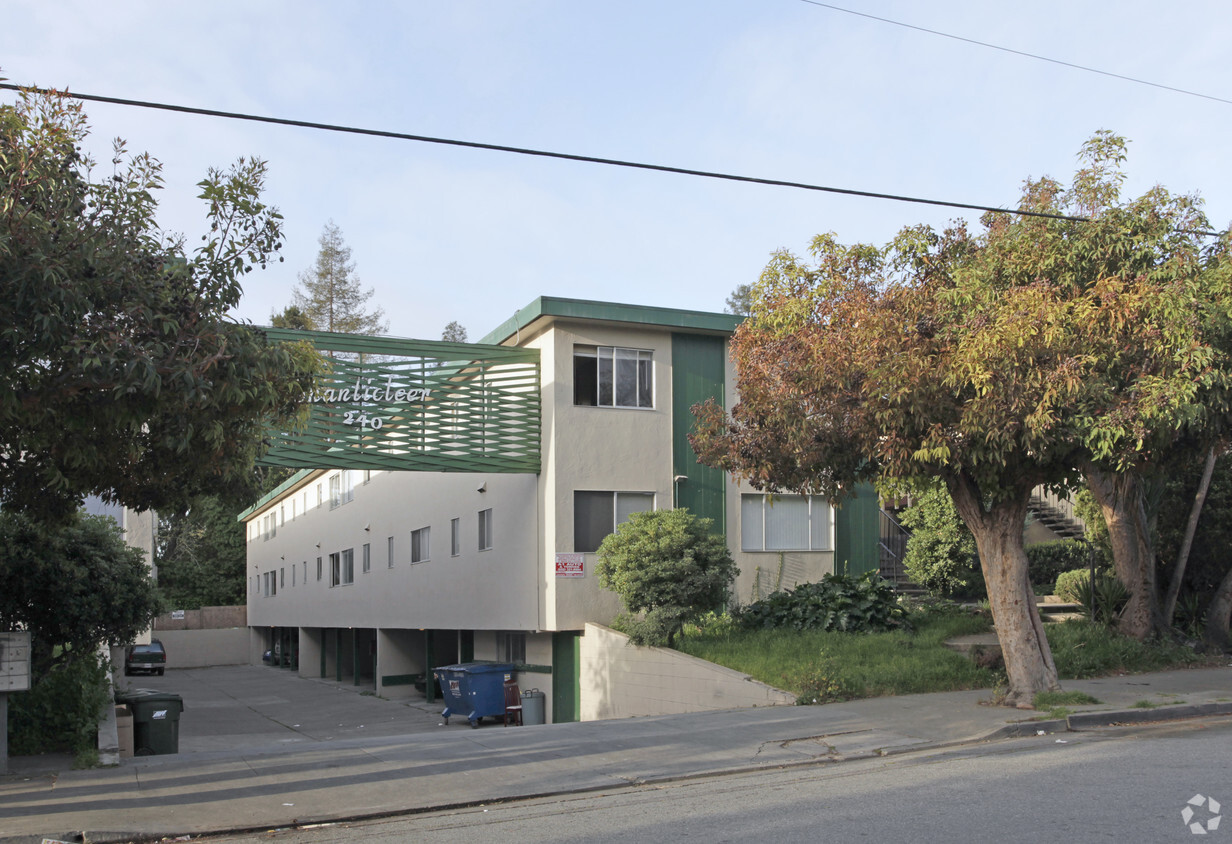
[316, 483, 323, 508]
[451, 518, 461, 557]
[329, 474, 341, 509]
[478, 509, 493, 551]
[280, 567, 285, 588]
[341, 548, 354, 584]
[329, 552, 341, 587]
[292, 566, 296, 587]
[362, 543, 371, 573]
[573, 345, 653, 408]
[302, 561, 307, 583]
[261, 512, 277, 541]
[497, 632, 526, 664]
[387, 535, 395, 568]
[574, 491, 654, 553]
[740, 494, 832, 552]
[411, 526, 430, 563]
[316, 556, 322, 582]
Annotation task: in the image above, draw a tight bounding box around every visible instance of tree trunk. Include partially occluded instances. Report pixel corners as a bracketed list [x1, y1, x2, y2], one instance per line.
[1203, 562, 1232, 653]
[1163, 446, 1218, 626]
[1083, 465, 1165, 640]
[949, 476, 1059, 707]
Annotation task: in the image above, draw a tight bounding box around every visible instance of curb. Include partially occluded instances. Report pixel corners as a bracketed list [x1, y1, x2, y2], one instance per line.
[981, 701, 1232, 742]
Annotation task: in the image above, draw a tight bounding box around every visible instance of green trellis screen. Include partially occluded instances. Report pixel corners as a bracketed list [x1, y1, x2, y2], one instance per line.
[260, 327, 541, 473]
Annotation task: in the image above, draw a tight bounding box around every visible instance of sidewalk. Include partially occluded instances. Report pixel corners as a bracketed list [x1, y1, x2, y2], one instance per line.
[2, 665, 1229, 844]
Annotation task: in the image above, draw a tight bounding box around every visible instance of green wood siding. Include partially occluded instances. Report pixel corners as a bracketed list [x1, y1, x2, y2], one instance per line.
[551, 631, 581, 723]
[671, 334, 726, 533]
[835, 482, 880, 576]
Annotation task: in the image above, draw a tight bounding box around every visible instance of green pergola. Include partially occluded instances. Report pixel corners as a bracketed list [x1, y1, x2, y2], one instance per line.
[260, 327, 541, 474]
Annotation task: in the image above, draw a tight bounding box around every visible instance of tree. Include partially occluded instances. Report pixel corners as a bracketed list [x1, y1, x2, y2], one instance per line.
[441, 320, 468, 343]
[291, 221, 387, 335]
[724, 283, 754, 315]
[595, 509, 737, 647]
[156, 493, 248, 609]
[270, 304, 316, 330]
[0, 510, 164, 675]
[0, 88, 320, 522]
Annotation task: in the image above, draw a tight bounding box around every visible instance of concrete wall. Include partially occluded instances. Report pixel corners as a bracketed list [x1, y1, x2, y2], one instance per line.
[154, 628, 249, 667]
[580, 623, 795, 721]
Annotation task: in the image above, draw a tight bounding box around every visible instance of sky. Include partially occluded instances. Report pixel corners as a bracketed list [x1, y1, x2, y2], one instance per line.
[5, 1, 1232, 342]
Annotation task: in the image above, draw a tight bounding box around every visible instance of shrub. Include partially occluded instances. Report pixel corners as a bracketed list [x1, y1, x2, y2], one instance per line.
[8, 652, 110, 755]
[734, 571, 905, 633]
[899, 485, 984, 598]
[1026, 540, 1092, 592]
[596, 509, 737, 647]
[1055, 568, 1130, 626]
[1055, 568, 1095, 603]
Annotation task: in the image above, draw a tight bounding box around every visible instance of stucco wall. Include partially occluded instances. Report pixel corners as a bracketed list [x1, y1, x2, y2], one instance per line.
[153, 628, 249, 668]
[580, 622, 795, 721]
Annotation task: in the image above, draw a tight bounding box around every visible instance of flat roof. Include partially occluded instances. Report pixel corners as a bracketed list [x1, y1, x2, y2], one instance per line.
[479, 297, 743, 346]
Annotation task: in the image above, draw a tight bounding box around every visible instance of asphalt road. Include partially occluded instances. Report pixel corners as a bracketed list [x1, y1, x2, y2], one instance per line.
[204, 717, 1232, 844]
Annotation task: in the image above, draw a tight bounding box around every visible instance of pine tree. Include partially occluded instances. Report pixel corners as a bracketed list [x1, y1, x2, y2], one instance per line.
[291, 221, 387, 335]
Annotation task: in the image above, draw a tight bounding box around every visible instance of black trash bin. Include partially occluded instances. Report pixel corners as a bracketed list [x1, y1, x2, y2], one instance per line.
[434, 662, 514, 727]
[116, 689, 185, 755]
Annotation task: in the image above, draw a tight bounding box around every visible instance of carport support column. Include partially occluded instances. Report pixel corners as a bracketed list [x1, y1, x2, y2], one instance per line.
[335, 629, 342, 682]
[353, 633, 360, 686]
[425, 630, 435, 704]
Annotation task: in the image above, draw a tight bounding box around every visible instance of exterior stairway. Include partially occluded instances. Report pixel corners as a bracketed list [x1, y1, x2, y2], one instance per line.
[1027, 489, 1087, 540]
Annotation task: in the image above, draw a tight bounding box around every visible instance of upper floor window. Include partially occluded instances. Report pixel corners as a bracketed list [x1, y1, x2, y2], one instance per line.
[411, 526, 430, 563]
[329, 471, 354, 509]
[574, 491, 654, 553]
[574, 346, 652, 408]
[740, 494, 832, 552]
[478, 509, 493, 551]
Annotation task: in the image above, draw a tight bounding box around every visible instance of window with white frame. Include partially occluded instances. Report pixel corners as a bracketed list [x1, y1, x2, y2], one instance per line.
[411, 526, 430, 563]
[478, 509, 493, 551]
[574, 491, 654, 553]
[316, 556, 322, 582]
[362, 543, 371, 573]
[329, 552, 341, 586]
[387, 535, 395, 568]
[341, 548, 354, 584]
[451, 518, 460, 557]
[573, 345, 653, 408]
[740, 494, 832, 552]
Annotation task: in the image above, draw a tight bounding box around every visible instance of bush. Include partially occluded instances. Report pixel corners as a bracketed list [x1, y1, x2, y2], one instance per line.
[1055, 568, 1094, 602]
[1055, 568, 1129, 626]
[899, 485, 984, 598]
[596, 509, 737, 647]
[8, 652, 110, 755]
[1026, 540, 1092, 592]
[734, 571, 906, 633]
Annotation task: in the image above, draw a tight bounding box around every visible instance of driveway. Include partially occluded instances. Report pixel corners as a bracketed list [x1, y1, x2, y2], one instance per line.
[117, 664, 447, 753]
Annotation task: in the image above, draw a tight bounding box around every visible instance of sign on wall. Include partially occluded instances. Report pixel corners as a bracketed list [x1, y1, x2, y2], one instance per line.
[555, 553, 585, 578]
[260, 328, 541, 474]
[0, 631, 31, 693]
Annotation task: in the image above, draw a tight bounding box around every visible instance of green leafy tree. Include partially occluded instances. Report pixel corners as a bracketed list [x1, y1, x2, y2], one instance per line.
[0, 87, 320, 522]
[291, 221, 387, 335]
[595, 509, 737, 647]
[441, 320, 468, 343]
[724, 283, 754, 316]
[0, 511, 164, 675]
[156, 494, 249, 609]
[899, 484, 983, 599]
[270, 304, 316, 330]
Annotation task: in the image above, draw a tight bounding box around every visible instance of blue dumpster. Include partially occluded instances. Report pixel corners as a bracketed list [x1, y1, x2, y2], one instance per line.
[435, 662, 515, 728]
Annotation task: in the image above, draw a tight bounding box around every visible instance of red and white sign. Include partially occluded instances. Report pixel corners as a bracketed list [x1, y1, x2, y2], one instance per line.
[555, 553, 584, 578]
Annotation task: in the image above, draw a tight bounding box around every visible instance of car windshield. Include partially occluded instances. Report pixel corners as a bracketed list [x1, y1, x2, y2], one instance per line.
[132, 645, 163, 654]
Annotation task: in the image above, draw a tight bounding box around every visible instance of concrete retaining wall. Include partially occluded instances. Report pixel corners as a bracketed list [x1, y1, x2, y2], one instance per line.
[155, 628, 249, 668]
[580, 622, 795, 721]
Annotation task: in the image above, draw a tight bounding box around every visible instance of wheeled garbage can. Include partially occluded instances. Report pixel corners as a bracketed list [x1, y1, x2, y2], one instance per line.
[434, 662, 515, 728]
[115, 689, 184, 755]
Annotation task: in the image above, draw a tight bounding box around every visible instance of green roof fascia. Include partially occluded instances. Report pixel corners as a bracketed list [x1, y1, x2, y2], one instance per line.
[479, 297, 745, 346]
[237, 469, 316, 522]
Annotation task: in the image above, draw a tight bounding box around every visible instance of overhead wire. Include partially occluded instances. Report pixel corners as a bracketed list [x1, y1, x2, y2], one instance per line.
[0, 83, 1222, 237]
[798, 0, 1232, 107]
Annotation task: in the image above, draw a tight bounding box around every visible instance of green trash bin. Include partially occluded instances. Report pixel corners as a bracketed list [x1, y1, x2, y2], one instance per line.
[116, 689, 184, 755]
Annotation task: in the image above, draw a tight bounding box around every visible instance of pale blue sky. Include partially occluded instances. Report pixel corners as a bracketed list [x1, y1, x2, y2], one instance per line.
[5, 1, 1231, 340]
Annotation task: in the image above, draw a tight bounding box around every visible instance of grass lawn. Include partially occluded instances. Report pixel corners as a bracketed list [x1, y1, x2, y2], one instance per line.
[676, 611, 1209, 704]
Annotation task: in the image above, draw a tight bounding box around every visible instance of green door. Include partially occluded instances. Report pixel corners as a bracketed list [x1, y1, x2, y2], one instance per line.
[551, 631, 581, 723]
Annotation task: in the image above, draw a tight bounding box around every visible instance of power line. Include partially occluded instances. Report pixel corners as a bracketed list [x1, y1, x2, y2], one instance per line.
[0, 82, 1220, 237]
[798, 0, 1232, 107]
